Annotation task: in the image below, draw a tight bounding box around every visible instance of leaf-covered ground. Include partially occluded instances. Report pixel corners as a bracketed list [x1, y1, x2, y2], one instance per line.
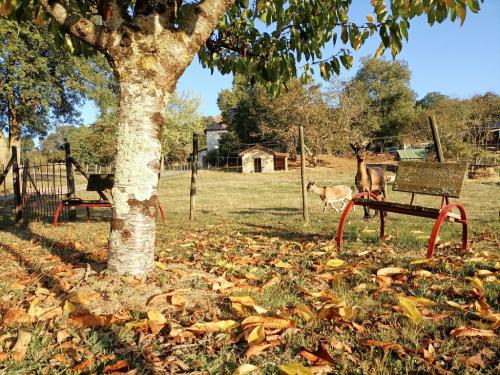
[0, 164, 498, 374]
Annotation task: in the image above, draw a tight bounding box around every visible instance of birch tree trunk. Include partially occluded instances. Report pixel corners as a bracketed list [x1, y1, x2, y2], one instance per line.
[107, 75, 166, 276]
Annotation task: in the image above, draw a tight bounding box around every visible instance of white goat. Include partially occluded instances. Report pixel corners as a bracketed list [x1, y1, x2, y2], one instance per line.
[307, 181, 354, 213]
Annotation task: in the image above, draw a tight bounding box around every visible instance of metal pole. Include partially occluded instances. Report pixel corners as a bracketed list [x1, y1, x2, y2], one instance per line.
[429, 115, 449, 205]
[12, 147, 22, 223]
[299, 125, 309, 223]
[190, 133, 198, 221]
[65, 143, 76, 219]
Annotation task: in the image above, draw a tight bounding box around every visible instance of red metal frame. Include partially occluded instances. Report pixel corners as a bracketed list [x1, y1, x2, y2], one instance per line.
[335, 192, 382, 250]
[427, 203, 467, 258]
[54, 201, 166, 226]
[336, 194, 468, 258]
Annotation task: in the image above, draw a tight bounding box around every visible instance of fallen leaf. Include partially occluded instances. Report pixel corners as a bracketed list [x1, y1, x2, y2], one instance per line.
[155, 261, 168, 270]
[247, 324, 265, 346]
[377, 267, 406, 276]
[72, 360, 93, 372]
[330, 338, 352, 354]
[295, 304, 315, 322]
[67, 289, 100, 305]
[325, 259, 344, 268]
[103, 359, 129, 373]
[460, 353, 484, 368]
[232, 364, 261, 375]
[11, 331, 32, 361]
[275, 261, 293, 269]
[450, 326, 496, 338]
[189, 320, 240, 332]
[147, 309, 167, 325]
[365, 340, 408, 359]
[244, 341, 279, 358]
[402, 296, 437, 307]
[279, 362, 314, 375]
[398, 297, 422, 325]
[242, 316, 296, 329]
[2, 308, 30, 327]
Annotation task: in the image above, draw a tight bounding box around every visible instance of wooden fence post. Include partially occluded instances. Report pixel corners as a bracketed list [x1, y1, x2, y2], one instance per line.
[65, 143, 76, 219]
[12, 147, 22, 223]
[429, 115, 449, 205]
[299, 125, 309, 223]
[190, 133, 198, 221]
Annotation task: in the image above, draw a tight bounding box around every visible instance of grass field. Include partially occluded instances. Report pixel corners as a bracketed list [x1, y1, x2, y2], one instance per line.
[0, 160, 498, 374]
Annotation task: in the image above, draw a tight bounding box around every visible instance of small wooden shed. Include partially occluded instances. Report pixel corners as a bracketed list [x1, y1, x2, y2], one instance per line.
[239, 145, 288, 173]
[395, 149, 427, 161]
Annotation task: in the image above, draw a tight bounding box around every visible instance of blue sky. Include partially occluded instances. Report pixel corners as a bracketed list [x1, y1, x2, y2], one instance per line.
[81, 1, 500, 123]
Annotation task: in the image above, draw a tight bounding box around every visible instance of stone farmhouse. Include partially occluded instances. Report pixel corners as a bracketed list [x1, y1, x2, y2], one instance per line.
[239, 145, 288, 173]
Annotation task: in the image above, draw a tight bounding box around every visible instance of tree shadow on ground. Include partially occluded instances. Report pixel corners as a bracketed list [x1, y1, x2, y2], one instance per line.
[238, 222, 332, 243]
[0, 228, 161, 373]
[231, 207, 301, 216]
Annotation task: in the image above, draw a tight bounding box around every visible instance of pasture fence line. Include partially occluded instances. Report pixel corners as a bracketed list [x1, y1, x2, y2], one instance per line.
[0, 144, 115, 226]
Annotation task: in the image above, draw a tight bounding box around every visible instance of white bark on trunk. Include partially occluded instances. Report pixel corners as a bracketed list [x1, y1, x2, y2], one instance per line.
[107, 78, 166, 276]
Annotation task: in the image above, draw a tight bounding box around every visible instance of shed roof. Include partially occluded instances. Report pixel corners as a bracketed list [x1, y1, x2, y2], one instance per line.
[396, 149, 427, 160]
[205, 118, 227, 132]
[239, 144, 288, 158]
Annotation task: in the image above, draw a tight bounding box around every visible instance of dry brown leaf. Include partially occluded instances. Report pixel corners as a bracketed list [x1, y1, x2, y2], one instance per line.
[2, 308, 30, 327]
[103, 359, 130, 373]
[67, 290, 100, 305]
[11, 331, 31, 361]
[450, 326, 496, 338]
[72, 360, 93, 372]
[69, 313, 119, 328]
[331, 339, 352, 354]
[365, 340, 408, 359]
[377, 267, 406, 276]
[459, 353, 484, 368]
[56, 329, 71, 344]
[244, 341, 280, 358]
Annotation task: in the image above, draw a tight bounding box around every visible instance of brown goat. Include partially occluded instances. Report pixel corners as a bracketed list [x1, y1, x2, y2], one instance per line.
[350, 142, 387, 219]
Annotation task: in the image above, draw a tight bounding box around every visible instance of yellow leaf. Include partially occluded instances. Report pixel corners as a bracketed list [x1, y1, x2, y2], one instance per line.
[366, 14, 375, 23]
[279, 362, 314, 375]
[247, 324, 265, 346]
[63, 300, 76, 315]
[232, 364, 260, 375]
[403, 297, 437, 307]
[325, 259, 345, 268]
[295, 304, 314, 322]
[399, 297, 423, 325]
[242, 316, 295, 329]
[377, 267, 406, 276]
[189, 320, 240, 332]
[275, 261, 292, 269]
[446, 301, 464, 311]
[125, 319, 148, 329]
[410, 258, 433, 265]
[147, 309, 167, 325]
[155, 261, 168, 270]
[468, 277, 484, 293]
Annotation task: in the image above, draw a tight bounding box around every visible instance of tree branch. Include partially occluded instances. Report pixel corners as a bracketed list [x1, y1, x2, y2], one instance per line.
[37, 0, 106, 51]
[180, 0, 235, 52]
